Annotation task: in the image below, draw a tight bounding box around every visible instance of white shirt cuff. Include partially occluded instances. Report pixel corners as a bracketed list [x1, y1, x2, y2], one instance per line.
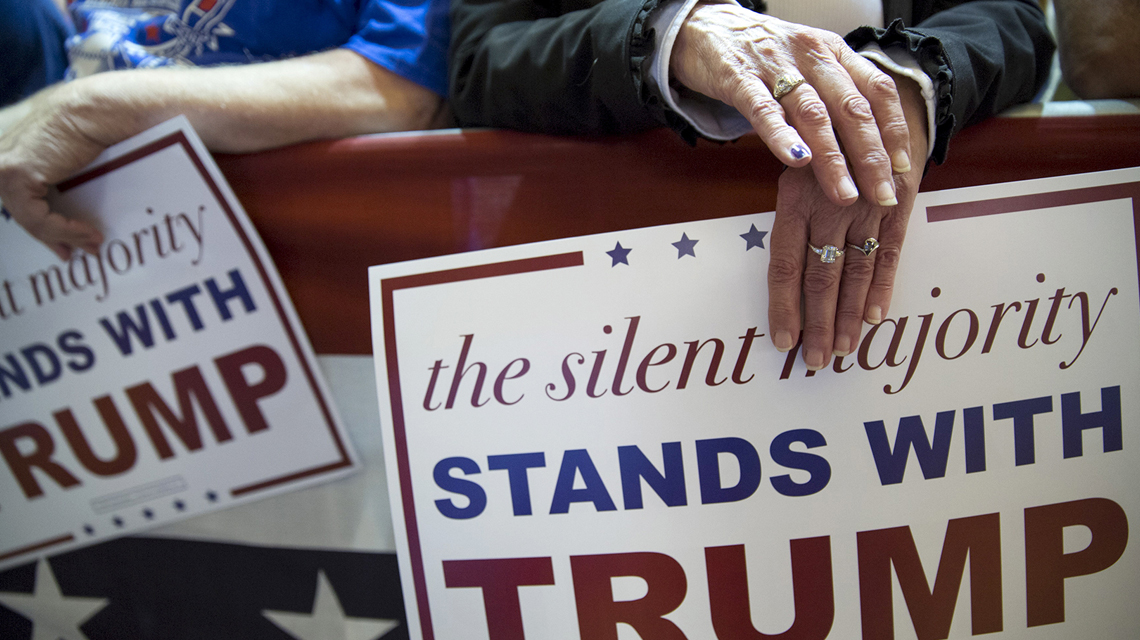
[647, 0, 751, 141]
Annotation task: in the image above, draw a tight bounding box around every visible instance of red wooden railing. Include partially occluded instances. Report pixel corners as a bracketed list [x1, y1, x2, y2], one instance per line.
[213, 114, 1140, 354]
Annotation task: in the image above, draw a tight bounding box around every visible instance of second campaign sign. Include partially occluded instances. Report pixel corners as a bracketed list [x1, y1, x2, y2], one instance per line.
[369, 168, 1140, 639]
[0, 119, 356, 569]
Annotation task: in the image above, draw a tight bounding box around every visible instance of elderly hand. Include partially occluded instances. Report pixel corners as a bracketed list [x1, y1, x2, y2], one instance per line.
[0, 83, 106, 261]
[671, 2, 912, 208]
[766, 66, 928, 369]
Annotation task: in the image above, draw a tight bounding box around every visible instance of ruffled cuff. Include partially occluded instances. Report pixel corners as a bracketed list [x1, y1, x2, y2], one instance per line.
[859, 42, 936, 160]
[630, 0, 767, 145]
[845, 18, 954, 164]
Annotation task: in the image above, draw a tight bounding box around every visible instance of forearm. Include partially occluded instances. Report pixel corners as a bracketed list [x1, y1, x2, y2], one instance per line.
[449, 0, 659, 134]
[911, 0, 1053, 131]
[58, 48, 443, 154]
[0, 100, 34, 135]
[845, 0, 1052, 164]
[1054, 0, 1140, 99]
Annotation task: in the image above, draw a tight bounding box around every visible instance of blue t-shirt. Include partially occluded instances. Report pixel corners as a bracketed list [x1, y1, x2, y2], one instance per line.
[65, 0, 449, 95]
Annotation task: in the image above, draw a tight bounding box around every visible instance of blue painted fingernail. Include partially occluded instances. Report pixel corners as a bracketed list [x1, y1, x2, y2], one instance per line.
[790, 144, 810, 161]
[0, 206, 10, 220]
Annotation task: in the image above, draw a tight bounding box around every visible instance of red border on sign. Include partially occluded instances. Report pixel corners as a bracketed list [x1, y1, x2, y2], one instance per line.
[0, 534, 75, 562]
[927, 181, 1140, 281]
[380, 251, 584, 640]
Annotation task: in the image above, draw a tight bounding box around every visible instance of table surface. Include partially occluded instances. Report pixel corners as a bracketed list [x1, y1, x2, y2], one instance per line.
[212, 114, 1140, 354]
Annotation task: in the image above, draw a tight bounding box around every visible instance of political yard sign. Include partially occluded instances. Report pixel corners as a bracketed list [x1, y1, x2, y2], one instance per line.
[369, 167, 1140, 639]
[0, 118, 357, 570]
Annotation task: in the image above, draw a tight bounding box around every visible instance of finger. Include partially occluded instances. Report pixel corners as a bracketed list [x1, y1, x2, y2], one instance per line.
[777, 83, 860, 206]
[731, 77, 813, 168]
[840, 49, 913, 175]
[11, 201, 103, 260]
[799, 236, 845, 370]
[50, 243, 72, 262]
[802, 54, 898, 207]
[864, 210, 909, 324]
[767, 178, 814, 353]
[834, 228, 882, 356]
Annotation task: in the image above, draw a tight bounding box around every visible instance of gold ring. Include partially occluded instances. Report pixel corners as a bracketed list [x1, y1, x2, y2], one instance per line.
[773, 74, 806, 100]
[847, 238, 880, 256]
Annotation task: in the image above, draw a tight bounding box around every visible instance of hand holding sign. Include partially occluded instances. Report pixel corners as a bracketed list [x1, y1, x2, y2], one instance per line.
[370, 167, 1140, 639]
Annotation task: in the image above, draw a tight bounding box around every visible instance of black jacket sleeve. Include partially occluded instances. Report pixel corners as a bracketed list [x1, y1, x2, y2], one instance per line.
[449, 0, 666, 134]
[848, 0, 1055, 162]
[449, 0, 1053, 159]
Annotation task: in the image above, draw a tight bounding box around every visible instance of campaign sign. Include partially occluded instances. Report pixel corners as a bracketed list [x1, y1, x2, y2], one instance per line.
[370, 167, 1140, 639]
[0, 118, 356, 571]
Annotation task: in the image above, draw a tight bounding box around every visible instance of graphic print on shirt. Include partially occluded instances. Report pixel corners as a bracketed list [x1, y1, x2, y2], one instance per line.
[66, 0, 239, 77]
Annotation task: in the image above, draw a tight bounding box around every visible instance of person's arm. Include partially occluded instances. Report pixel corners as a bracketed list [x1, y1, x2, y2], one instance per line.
[452, 0, 913, 208]
[0, 47, 443, 260]
[1053, 0, 1140, 99]
[449, 0, 662, 135]
[847, 0, 1054, 163]
[66, 47, 442, 153]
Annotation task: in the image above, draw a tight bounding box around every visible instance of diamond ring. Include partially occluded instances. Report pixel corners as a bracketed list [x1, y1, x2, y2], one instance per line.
[847, 238, 880, 256]
[808, 243, 844, 263]
[772, 74, 806, 101]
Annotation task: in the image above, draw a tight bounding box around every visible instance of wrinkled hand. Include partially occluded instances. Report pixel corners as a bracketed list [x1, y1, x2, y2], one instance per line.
[671, 3, 912, 207]
[0, 84, 106, 261]
[767, 161, 921, 370]
[764, 58, 930, 369]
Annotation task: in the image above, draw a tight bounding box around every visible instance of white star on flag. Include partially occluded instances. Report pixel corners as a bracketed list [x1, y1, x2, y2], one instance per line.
[263, 570, 400, 640]
[0, 560, 108, 640]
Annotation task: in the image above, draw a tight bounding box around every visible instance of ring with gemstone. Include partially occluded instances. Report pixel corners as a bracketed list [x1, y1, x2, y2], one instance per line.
[772, 74, 806, 101]
[847, 238, 880, 256]
[808, 243, 844, 263]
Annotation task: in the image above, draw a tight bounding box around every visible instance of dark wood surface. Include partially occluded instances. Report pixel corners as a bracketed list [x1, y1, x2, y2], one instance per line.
[213, 115, 1140, 354]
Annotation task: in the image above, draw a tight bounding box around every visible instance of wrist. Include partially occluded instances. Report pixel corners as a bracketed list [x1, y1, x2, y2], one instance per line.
[56, 72, 154, 148]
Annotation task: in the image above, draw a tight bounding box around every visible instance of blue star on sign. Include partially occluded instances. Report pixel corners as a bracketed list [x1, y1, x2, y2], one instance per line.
[606, 241, 632, 266]
[672, 233, 698, 258]
[741, 224, 768, 250]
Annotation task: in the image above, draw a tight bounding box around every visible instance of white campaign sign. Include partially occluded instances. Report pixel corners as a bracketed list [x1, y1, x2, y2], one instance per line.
[0, 118, 356, 570]
[370, 167, 1140, 640]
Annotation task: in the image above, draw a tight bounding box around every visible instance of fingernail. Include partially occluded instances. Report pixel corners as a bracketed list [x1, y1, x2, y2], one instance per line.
[804, 349, 826, 371]
[876, 181, 897, 207]
[833, 335, 851, 357]
[838, 176, 858, 201]
[790, 144, 810, 161]
[867, 305, 883, 324]
[891, 150, 911, 174]
[774, 331, 794, 352]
